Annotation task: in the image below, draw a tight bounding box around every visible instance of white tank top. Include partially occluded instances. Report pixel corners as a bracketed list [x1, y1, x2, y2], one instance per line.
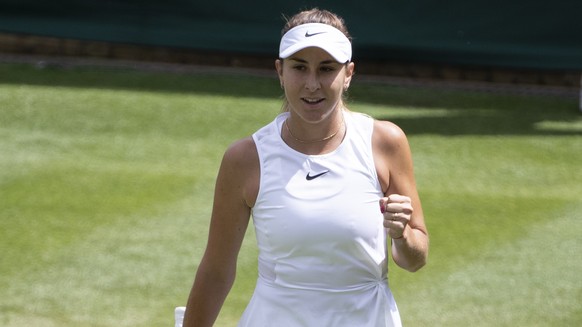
[242, 111, 401, 327]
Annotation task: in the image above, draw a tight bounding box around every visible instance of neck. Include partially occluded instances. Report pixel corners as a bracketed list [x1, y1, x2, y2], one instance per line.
[285, 113, 345, 144]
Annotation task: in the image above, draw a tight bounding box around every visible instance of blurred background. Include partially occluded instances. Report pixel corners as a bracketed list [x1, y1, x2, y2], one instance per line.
[1, 0, 581, 91]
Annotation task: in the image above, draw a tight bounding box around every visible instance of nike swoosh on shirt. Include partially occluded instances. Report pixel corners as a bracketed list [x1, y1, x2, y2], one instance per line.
[306, 171, 329, 180]
[305, 31, 326, 37]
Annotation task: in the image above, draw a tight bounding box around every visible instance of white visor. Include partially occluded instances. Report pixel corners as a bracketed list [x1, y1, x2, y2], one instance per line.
[279, 23, 352, 63]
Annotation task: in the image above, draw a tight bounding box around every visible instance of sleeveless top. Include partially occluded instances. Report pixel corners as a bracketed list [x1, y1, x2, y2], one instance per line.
[239, 111, 401, 327]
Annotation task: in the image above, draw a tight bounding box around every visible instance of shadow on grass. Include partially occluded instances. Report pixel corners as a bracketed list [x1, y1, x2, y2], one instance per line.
[367, 93, 582, 136]
[1, 63, 580, 136]
[382, 111, 582, 136]
[0, 63, 281, 98]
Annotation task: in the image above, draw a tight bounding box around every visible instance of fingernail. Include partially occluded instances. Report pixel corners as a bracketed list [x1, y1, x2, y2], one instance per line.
[380, 203, 385, 213]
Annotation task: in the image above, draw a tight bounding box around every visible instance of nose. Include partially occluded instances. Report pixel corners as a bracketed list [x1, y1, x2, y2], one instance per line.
[305, 71, 320, 92]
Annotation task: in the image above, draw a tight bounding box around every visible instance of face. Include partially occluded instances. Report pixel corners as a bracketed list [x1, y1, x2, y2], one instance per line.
[276, 47, 354, 124]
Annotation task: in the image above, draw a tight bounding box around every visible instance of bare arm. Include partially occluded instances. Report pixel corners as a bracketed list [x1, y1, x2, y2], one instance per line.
[373, 120, 429, 272]
[183, 137, 259, 327]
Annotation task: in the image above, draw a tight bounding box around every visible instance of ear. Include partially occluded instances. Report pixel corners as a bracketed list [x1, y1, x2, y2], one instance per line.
[344, 62, 355, 90]
[275, 59, 284, 87]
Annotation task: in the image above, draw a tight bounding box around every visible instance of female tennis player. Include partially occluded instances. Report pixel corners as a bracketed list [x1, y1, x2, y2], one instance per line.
[183, 8, 429, 327]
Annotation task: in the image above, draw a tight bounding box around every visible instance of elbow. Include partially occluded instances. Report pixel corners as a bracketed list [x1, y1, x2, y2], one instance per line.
[394, 250, 428, 273]
[393, 233, 429, 272]
[409, 246, 429, 272]
[404, 257, 427, 273]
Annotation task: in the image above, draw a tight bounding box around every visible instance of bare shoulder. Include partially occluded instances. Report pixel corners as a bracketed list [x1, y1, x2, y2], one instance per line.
[222, 136, 258, 168]
[372, 119, 414, 194]
[372, 119, 410, 154]
[219, 136, 260, 207]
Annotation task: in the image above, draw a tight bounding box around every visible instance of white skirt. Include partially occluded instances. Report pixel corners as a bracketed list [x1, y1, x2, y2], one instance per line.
[237, 277, 402, 327]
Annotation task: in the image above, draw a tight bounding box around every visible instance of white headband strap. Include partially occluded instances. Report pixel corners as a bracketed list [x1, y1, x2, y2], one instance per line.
[279, 23, 352, 63]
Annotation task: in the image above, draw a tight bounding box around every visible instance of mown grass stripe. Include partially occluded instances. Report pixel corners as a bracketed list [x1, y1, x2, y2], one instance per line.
[394, 202, 582, 326]
[1, 63, 580, 326]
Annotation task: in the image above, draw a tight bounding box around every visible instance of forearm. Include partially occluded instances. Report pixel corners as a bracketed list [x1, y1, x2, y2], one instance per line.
[183, 264, 236, 327]
[391, 226, 429, 272]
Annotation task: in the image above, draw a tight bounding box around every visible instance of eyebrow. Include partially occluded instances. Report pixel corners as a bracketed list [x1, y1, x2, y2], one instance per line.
[288, 58, 338, 65]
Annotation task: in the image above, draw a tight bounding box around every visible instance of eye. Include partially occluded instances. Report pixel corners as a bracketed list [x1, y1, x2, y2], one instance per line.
[292, 64, 307, 71]
[320, 65, 337, 73]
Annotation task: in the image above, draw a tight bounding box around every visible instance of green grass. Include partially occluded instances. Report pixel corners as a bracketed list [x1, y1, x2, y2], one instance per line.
[1, 63, 581, 326]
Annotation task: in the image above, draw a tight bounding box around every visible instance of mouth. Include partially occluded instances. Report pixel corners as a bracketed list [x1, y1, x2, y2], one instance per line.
[301, 97, 325, 105]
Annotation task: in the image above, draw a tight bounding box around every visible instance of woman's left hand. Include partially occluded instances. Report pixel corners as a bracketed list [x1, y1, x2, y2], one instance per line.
[379, 194, 413, 239]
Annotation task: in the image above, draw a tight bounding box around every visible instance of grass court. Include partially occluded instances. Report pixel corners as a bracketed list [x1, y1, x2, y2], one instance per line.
[1, 63, 581, 326]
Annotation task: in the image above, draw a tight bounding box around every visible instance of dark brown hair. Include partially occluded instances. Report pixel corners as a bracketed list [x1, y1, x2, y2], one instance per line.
[281, 8, 352, 42]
